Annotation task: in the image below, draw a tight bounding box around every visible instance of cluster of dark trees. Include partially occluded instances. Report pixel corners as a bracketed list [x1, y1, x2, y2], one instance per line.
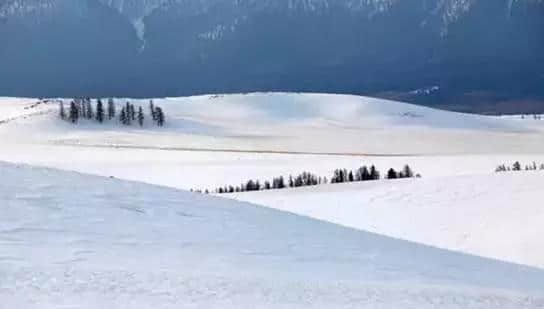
[208, 172, 324, 194]
[195, 164, 418, 194]
[520, 114, 543, 120]
[331, 165, 415, 183]
[496, 161, 544, 172]
[149, 101, 165, 127]
[59, 98, 165, 127]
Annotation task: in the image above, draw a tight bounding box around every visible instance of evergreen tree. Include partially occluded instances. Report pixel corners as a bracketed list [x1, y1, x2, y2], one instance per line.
[361, 166, 370, 181]
[370, 165, 380, 180]
[387, 168, 398, 179]
[277, 176, 286, 189]
[119, 107, 127, 125]
[246, 180, 256, 191]
[150, 100, 156, 120]
[81, 100, 87, 118]
[156, 107, 165, 126]
[59, 101, 66, 119]
[124, 103, 132, 125]
[69, 101, 78, 123]
[96, 100, 105, 123]
[78, 99, 86, 119]
[138, 106, 144, 126]
[86, 100, 94, 119]
[107, 98, 116, 120]
[401, 165, 414, 178]
[77, 99, 84, 118]
[130, 104, 136, 121]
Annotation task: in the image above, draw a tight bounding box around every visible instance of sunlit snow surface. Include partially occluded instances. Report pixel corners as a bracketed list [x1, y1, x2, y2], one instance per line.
[1, 93, 544, 307]
[1, 162, 544, 308]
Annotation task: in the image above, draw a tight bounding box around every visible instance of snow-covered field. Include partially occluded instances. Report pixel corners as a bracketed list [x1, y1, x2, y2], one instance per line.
[232, 173, 544, 268]
[1, 93, 544, 307]
[1, 162, 544, 308]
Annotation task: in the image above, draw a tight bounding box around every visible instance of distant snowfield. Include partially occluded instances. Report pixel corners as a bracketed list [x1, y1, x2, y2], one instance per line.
[1, 162, 544, 308]
[1, 93, 544, 307]
[232, 173, 544, 268]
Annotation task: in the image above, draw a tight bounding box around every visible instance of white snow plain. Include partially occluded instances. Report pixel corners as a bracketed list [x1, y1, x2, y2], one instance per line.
[1, 93, 544, 307]
[1, 162, 544, 308]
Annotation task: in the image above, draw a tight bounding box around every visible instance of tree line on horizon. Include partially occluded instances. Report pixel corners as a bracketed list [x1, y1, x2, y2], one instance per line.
[496, 161, 544, 172]
[193, 164, 419, 194]
[59, 98, 165, 127]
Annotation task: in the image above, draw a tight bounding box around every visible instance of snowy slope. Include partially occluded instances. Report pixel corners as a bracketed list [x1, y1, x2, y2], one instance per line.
[2, 93, 544, 155]
[231, 172, 544, 268]
[1, 93, 544, 277]
[1, 161, 544, 308]
[1, 93, 543, 190]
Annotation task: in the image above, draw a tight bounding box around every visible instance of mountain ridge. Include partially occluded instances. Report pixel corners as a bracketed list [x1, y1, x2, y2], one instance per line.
[1, 0, 543, 113]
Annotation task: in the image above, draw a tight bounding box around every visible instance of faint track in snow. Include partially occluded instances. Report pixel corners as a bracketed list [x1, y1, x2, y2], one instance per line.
[50, 142, 423, 158]
[0, 101, 54, 125]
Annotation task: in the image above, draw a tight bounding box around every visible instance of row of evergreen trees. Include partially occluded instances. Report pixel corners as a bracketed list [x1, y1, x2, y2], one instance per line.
[59, 98, 165, 127]
[496, 161, 544, 172]
[520, 114, 543, 120]
[195, 164, 418, 194]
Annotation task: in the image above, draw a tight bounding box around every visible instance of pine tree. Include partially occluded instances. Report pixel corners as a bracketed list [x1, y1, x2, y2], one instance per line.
[119, 107, 127, 125]
[124, 103, 132, 125]
[156, 107, 165, 126]
[370, 165, 380, 180]
[79, 99, 86, 119]
[401, 165, 414, 178]
[107, 98, 116, 120]
[138, 106, 144, 126]
[387, 168, 398, 179]
[150, 100, 156, 120]
[130, 104, 136, 121]
[86, 100, 94, 119]
[59, 101, 66, 119]
[77, 99, 84, 118]
[246, 180, 255, 191]
[278, 176, 285, 189]
[81, 100, 86, 118]
[96, 100, 105, 123]
[69, 101, 78, 123]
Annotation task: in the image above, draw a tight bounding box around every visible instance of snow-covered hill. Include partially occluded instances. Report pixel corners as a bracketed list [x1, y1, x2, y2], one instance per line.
[0, 93, 543, 188]
[1, 161, 544, 308]
[1, 93, 544, 307]
[2, 93, 543, 154]
[232, 172, 544, 268]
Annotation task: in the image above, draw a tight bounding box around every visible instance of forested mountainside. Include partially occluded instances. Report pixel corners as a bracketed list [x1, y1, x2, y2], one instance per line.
[1, 0, 543, 113]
